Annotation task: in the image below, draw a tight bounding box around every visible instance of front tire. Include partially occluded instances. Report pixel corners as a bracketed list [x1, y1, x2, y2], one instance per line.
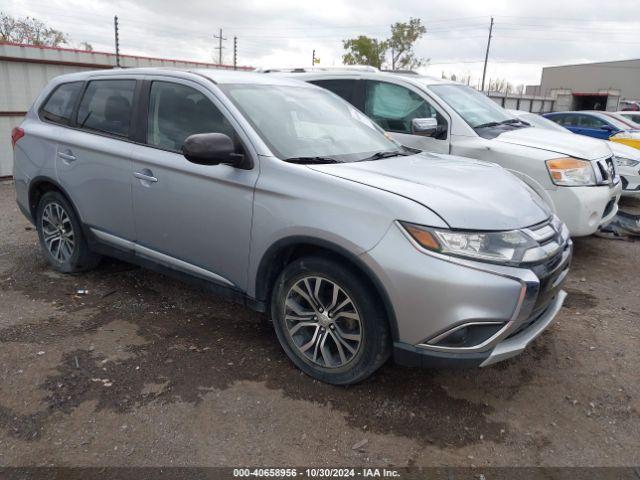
[35, 191, 101, 273]
[271, 256, 390, 385]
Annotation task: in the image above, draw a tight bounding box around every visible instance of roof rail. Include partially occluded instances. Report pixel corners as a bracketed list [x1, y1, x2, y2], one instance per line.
[381, 69, 419, 75]
[256, 65, 380, 73]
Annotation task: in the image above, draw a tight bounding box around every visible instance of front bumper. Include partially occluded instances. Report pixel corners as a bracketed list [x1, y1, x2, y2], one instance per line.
[361, 221, 572, 368]
[619, 166, 640, 196]
[550, 183, 621, 236]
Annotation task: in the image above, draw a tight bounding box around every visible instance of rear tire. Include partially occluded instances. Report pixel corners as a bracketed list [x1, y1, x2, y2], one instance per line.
[35, 191, 101, 273]
[271, 256, 390, 385]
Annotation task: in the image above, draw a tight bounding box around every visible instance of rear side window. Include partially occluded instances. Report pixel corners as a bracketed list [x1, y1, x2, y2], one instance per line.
[146, 81, 235, 151]
[310, 79, 357, 104]
[76, 80, 136, 138]
[40, 82, 83, 125]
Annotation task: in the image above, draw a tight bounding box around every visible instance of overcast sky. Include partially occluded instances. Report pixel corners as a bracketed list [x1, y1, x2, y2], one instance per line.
[3, 0, 640, 87]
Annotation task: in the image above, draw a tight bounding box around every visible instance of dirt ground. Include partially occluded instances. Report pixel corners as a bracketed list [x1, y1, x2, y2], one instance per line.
[0, 181, 638, 468]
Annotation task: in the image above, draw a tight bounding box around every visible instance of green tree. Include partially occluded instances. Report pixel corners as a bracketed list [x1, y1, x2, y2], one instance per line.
[388, 17, 427, 70]
[342, 35, 388, 69]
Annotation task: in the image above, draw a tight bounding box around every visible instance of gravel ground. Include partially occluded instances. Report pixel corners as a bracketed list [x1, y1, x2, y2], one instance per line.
[0, 181, 639, 467]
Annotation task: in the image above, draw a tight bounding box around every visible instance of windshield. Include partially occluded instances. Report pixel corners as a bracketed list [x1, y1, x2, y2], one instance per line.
[219, 84, 402, 162]
[429, 84, 513, 128]
[603, 113, 640, 130]
[519, 112, 569, 132]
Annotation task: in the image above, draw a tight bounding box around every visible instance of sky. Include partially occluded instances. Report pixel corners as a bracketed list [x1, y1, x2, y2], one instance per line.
[3, 0, 640, 88]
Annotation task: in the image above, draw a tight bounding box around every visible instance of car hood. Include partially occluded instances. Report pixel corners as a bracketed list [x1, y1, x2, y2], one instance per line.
[494, 127, 612, 160]
[607, 140, 640, 160]
[308, 153, 550, 231]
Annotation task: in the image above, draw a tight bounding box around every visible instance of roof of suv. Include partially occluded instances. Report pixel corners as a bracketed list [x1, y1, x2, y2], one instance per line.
[276, 69, 458, 88]
[51, 67, 314, 88]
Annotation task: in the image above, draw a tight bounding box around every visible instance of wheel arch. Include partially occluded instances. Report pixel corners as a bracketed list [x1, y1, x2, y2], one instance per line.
[28, 176, 81, 223]
[254, 236, 399, 341]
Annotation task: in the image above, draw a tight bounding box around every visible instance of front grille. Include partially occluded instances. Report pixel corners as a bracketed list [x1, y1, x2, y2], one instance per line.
[521, 215, 569, 264]
[596, 156, 618, 185]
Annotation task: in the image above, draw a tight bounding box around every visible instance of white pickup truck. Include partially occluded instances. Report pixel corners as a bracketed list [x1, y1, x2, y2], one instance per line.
[283, 70, 622, 236]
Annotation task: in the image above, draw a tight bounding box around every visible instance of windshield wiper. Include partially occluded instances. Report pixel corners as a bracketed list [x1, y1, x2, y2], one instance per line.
[359, 150, 412, 162]
[474, 121, 501, 129]
[500, 118, 530, 126]
[284, 156, 342, 164]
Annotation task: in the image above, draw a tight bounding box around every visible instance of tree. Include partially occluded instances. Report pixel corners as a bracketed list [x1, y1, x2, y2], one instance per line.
[80, 41, 93, 51]
[0, 12, 69, 47]
[342, 35, 388, 69]
[388, 18, 426, 70]
[342, 18, 426, 70]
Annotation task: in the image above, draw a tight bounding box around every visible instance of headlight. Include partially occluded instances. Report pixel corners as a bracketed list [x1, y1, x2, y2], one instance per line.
[546, 157, 596, 186]
[614, 156, 640, 168]
[401, 222, 539, 265]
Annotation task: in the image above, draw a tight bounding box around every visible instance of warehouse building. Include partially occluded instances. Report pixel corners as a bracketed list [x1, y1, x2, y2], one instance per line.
[0, 42, 249, 177]
[537, 58, 640, 112]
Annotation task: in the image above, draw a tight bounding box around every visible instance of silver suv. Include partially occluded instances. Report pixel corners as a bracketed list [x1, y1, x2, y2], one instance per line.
[12, 69, 571, 384]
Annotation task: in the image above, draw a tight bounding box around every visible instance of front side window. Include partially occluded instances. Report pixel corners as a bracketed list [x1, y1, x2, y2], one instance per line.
[364, 81, 446, 136]
[578, 115, 608, 129]
[147, 82, 235, 151]
[40, 82, 83, 125]
[76, 80, 136, 138]
[429, 84, 513, 128]
[220, 84, 400, 162]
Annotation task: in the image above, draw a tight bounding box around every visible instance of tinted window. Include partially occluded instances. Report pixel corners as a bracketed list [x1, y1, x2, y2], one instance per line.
[365, 81, 446, 137]
[147, 82, 235, 151]
[76, 80, 135, 138]
[40, 82, 83, 125]
[311, 79, 356, 104]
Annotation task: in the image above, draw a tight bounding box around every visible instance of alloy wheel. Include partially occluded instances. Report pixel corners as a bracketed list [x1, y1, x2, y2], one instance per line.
[284, 276, 362, 368]
[41, 202, 75, 262]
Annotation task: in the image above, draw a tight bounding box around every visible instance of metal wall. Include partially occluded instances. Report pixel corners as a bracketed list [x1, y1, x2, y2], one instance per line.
[540, 59, 640, 101]
[0, 42, 249, 176]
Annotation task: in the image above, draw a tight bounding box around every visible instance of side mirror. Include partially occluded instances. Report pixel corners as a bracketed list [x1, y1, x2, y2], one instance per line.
[601, 124, 614, 132]
[183, 133, 244, 167]
[411, 117, 439, 137]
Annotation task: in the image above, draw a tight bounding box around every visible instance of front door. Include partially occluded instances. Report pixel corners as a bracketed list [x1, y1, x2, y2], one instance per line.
[363, 80, 450, 154]
[130, 79, 258, 290]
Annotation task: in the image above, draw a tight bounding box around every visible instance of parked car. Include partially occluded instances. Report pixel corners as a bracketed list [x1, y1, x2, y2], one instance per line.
[279, 69, 621, 237]
[619, 100, 640, 111]
[617, 111, 640, 125]
[12, 69, 571, 384]
[510, 110, 640, 197]
[545, 111, 640, 150]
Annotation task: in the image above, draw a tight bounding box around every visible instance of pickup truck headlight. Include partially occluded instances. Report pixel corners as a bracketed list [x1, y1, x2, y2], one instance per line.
[614, 156, 640, 168]
[401, 222, 538, 265]
[546, 157, 596, 186]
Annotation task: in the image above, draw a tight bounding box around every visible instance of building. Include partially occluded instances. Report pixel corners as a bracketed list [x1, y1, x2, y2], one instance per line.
[0, 41, 250, 177]
[536, 58, 640, 112]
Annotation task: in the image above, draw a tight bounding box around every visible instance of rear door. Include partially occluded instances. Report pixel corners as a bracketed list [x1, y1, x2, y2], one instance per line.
[129, 78, 258, 290]
[57, 78, 138, 241]
[363, 80, 450, 153]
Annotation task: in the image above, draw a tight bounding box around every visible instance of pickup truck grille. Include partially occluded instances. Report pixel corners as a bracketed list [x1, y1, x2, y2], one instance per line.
[596, 156, 619, 185]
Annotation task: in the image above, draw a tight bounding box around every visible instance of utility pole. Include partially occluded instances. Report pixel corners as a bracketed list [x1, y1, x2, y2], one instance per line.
[233, 36, 237, 70]
[114, 15, 120, 68]
[481, 16, 494, 92]
[312, 49, 316, 66]
[214, 28, 226, 65]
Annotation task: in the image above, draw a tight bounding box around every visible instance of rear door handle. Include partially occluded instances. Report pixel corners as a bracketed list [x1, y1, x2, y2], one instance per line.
[133, 170, 158, 183]
[58, 151, 76, 163]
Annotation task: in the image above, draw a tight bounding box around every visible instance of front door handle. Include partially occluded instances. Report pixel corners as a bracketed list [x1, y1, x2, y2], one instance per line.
[58, 151, 76, 163]
[133, 169, 158, 184]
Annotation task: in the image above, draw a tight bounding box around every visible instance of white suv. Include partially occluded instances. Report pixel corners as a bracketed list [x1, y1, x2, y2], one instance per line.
[283, 70, 622, 236]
